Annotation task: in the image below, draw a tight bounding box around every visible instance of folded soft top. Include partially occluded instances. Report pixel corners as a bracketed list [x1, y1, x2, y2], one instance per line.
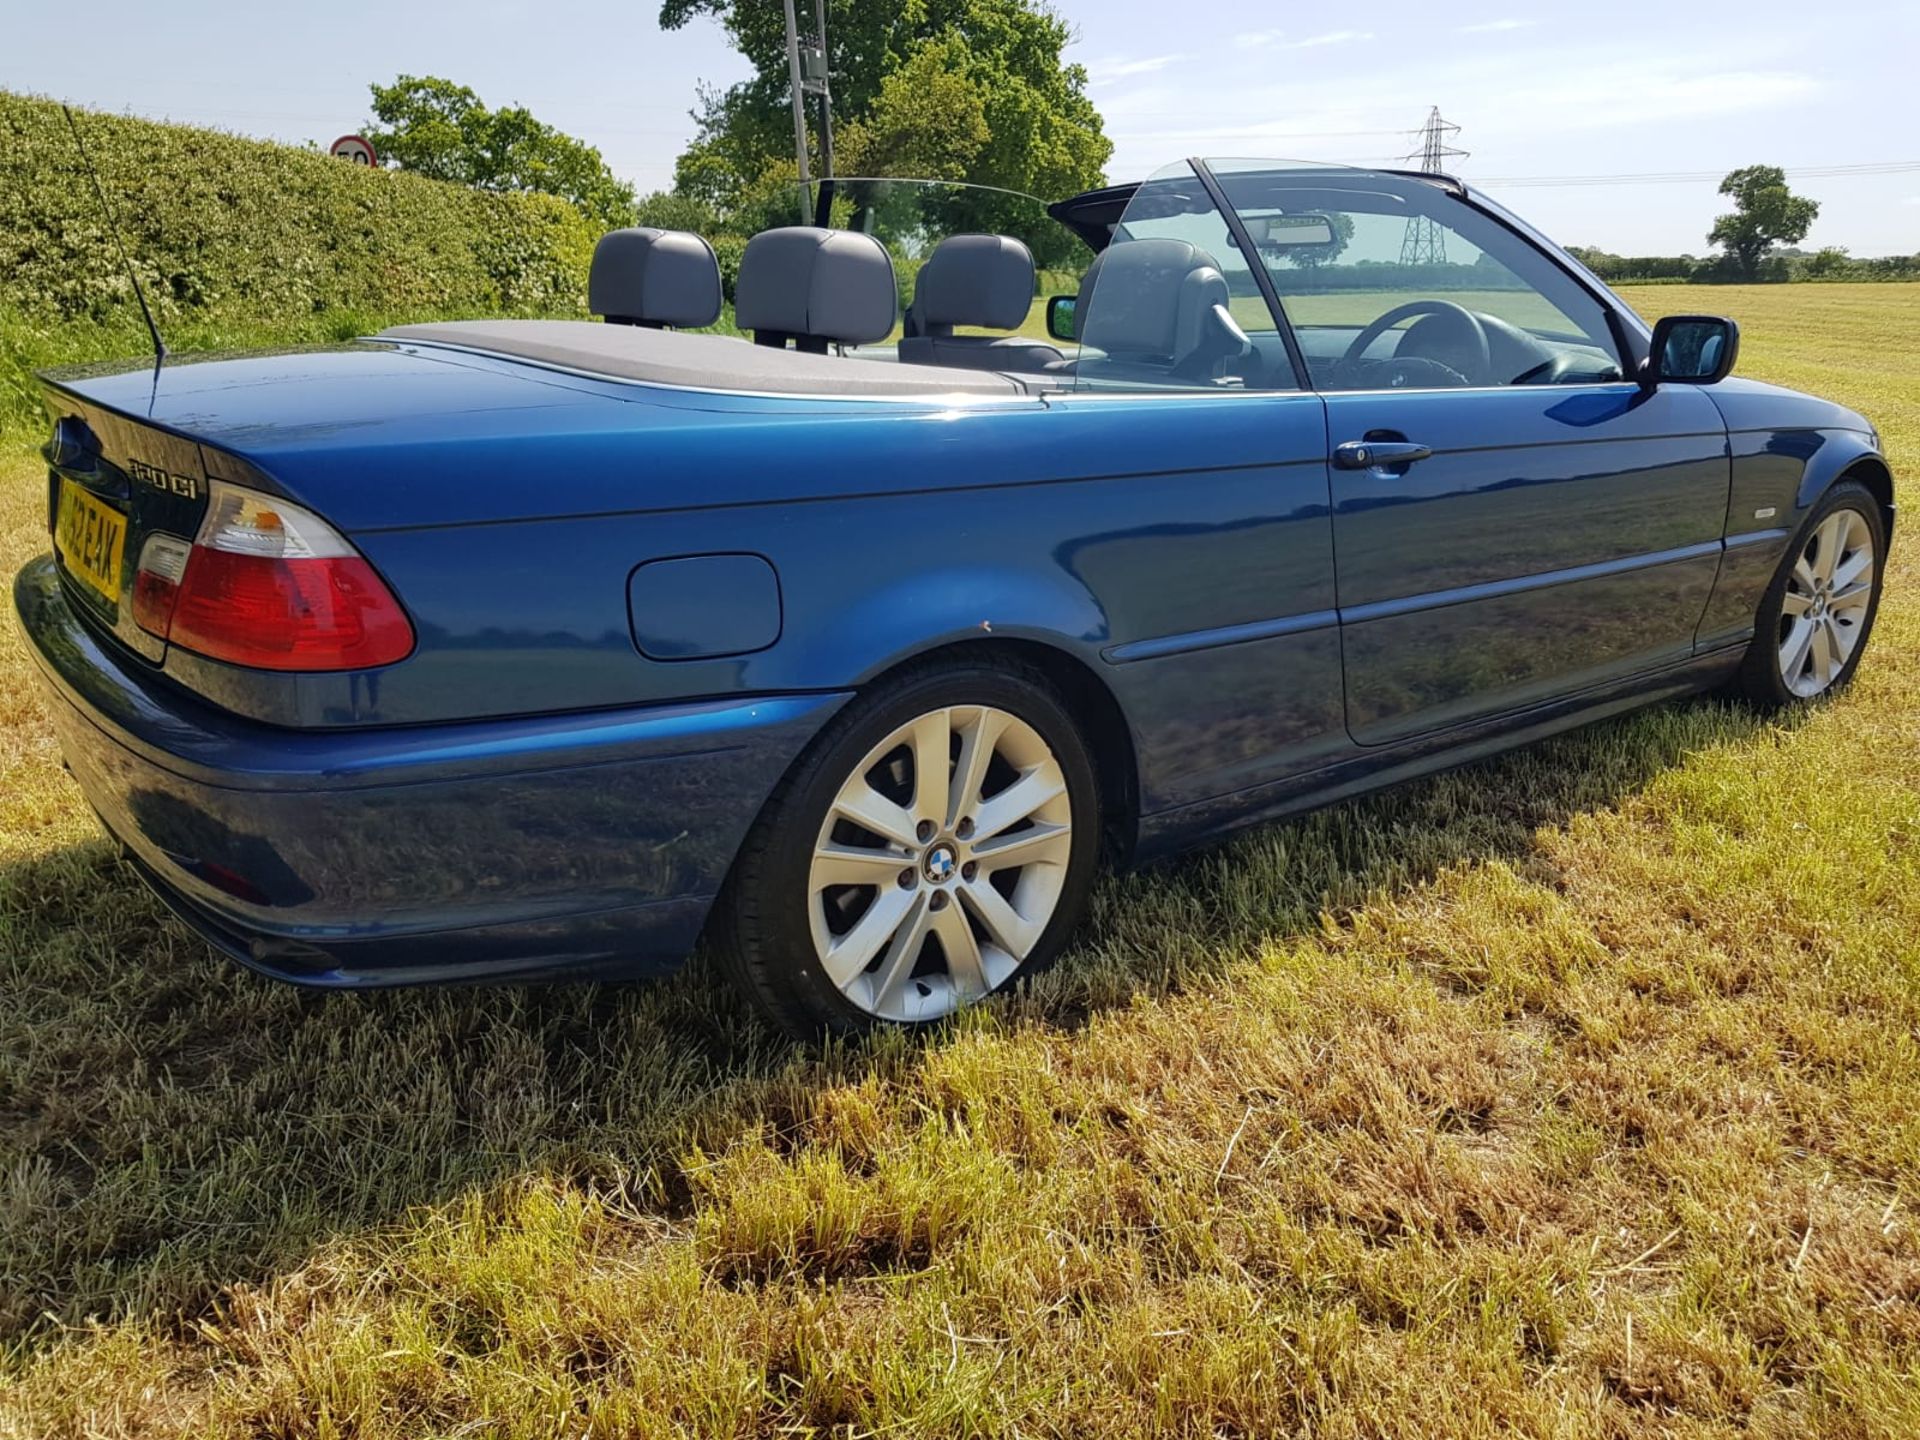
[379, 320, 1031, 398]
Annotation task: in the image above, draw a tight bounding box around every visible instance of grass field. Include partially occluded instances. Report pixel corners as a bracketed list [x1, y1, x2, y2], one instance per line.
[1, 283, 1917, 1437]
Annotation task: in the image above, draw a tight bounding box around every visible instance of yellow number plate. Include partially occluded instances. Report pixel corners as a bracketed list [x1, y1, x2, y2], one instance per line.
[55, 481, 128, 607]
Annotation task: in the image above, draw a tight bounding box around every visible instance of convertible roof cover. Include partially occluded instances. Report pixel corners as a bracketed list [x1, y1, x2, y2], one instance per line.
[378, 320, 1028, 398]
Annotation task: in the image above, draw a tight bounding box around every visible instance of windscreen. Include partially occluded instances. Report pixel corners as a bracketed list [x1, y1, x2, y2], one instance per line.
[1204, 158, 1623, 388]
[805, 178, 1078, 267]
[799, 177, 1087, 342]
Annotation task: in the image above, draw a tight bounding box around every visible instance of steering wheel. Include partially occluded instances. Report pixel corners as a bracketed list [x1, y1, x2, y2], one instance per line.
[1340, 300, 1491, 386]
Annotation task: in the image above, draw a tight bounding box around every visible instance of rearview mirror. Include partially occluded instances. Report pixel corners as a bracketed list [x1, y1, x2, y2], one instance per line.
[1046, 294, 1077, 342]
[1645, 315, 1739, 387]
[1244, 213, 1338, 249]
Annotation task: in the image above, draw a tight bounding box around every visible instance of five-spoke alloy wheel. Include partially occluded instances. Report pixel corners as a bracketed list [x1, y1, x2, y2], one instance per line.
[715, 661, 1100, 1036]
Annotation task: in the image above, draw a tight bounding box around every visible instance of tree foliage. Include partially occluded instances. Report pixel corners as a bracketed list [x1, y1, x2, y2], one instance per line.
[659, 0, 1110, 260]
[1708, 165, 1818, 282]
[366, 76, 635, 231]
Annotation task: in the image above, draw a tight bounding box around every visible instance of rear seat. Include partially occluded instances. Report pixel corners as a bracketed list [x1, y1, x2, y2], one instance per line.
[589, 227, 724, 329]
[899, 234, 1063, 373]
[734, 227, 897, 353]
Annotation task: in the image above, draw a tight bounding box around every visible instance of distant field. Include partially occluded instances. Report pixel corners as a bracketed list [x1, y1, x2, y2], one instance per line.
[994, 281, 1919, 357]
[1, 283, 1917, 1436]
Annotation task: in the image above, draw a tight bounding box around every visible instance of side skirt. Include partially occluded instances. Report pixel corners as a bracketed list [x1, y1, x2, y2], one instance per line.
[1131, 643, 1747, 865]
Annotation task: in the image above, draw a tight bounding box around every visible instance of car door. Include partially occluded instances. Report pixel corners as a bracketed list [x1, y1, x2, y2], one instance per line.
[1213, 164, 1730, 745]
[1054, 163, 1351, 811]
[1326, 382, 1728, 744]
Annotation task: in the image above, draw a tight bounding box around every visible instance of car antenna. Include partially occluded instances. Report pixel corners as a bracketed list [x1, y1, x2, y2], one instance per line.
[62, 104, 168, 387]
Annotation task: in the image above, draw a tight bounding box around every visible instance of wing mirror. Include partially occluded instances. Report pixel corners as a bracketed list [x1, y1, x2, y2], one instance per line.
[1644, 315, 1739, 387]
[1046, 294, 1077, 342]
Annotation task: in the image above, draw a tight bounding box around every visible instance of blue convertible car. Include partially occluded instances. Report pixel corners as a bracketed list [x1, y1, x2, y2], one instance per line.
[16, 159, 1894, 1034]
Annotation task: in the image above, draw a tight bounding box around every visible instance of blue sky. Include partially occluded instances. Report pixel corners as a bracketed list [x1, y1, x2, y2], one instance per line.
[6, 0, 1916, 255]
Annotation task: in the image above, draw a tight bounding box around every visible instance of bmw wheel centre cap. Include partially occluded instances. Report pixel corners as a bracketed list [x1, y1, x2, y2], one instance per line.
[923, 844, 957, 884]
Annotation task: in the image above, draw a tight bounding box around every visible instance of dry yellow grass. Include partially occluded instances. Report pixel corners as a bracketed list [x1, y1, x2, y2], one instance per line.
[1, 283, 1917, 1437]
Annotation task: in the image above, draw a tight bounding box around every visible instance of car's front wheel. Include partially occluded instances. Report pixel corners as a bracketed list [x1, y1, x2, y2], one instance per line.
[1737, 478, 1886, 706]
[714, 659, 1101, 1036]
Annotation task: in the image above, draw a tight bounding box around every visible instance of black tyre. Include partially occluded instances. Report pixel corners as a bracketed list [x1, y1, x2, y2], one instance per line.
[1735, 479, 1886, 708]
[713, 659, 1102, 1037]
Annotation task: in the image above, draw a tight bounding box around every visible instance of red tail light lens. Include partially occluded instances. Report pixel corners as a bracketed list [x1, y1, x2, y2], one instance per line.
[148, 482, 413, 671]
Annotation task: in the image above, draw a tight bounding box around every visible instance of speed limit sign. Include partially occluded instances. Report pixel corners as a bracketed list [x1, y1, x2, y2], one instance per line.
[329, 134, 379, 166]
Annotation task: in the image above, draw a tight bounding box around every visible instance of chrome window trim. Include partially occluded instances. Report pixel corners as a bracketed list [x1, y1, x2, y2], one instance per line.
[1045, 380, 1647, 402]
[372, 338, 1052, 410]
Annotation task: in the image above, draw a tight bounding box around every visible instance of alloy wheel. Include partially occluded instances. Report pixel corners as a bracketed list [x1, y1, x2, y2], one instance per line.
[807, 704, 1073, 1022]
[1778, 508, 1876, 698]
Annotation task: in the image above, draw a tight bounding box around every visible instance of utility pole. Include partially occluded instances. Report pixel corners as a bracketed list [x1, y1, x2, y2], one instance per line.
[783, 0, 836, 226]
[1398, 106, 1468, 266]
[782, 0, 812, 223]
[812, 0, 834, 206]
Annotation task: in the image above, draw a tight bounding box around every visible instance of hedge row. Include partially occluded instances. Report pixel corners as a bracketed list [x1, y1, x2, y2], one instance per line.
[0, 91, 599, 326]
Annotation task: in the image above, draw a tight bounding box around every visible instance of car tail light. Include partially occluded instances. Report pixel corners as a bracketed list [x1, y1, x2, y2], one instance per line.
[137, 481, 413, 671]
[132, 533, 193, 637]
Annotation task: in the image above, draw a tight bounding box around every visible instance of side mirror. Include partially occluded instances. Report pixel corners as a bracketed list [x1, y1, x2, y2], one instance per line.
[1644, 315, 1739, 387]
[1045, 294, 1077, 342]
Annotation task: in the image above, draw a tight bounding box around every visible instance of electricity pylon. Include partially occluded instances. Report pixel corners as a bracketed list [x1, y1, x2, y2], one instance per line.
[1398, 107, 1468, 266]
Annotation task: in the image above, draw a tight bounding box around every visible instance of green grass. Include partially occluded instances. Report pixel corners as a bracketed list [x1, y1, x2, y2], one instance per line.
[1, 283, 1918, 1436]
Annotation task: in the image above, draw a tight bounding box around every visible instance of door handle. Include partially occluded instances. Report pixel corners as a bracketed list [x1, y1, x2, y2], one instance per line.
[1333, 439, 1432, 471]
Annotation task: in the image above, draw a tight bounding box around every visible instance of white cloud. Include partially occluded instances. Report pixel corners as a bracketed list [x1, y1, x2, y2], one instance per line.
[1084, 53, 1188, 85]
[1283, 30, 1374, 49]
[1458, 18, 1537, 33]
[1235, 28, 1288, 49]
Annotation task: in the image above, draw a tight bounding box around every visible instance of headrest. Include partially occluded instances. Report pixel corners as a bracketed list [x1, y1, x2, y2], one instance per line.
[1078, 239, 1229, 359]
[589, 228, 723, 329]
[912, 234, 1035, 332]
[735, 227, 897, 347]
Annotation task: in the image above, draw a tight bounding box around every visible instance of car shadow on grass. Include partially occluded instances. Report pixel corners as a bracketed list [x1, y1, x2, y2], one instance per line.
[0, 691, 1801, 1347]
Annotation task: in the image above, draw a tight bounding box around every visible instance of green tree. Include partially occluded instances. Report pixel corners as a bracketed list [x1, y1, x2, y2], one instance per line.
[1801, 245, 1854, 279]
[1708, 165, 1818, 282]
[836, 38, 992, 182]
[659, 0, 1109, 259]
[365, 76, 635, 231]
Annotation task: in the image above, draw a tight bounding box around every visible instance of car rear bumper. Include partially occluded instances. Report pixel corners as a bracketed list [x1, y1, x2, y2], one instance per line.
[14, 555, 847, 987]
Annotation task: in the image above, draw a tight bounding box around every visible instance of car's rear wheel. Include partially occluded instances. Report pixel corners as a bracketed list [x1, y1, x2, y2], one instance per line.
[714, 660, 1101, 1036]
[1736, 479, 1885, 706]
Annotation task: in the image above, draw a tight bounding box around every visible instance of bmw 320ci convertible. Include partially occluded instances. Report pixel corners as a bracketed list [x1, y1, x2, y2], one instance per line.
[16, 159, 1894, 1034]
